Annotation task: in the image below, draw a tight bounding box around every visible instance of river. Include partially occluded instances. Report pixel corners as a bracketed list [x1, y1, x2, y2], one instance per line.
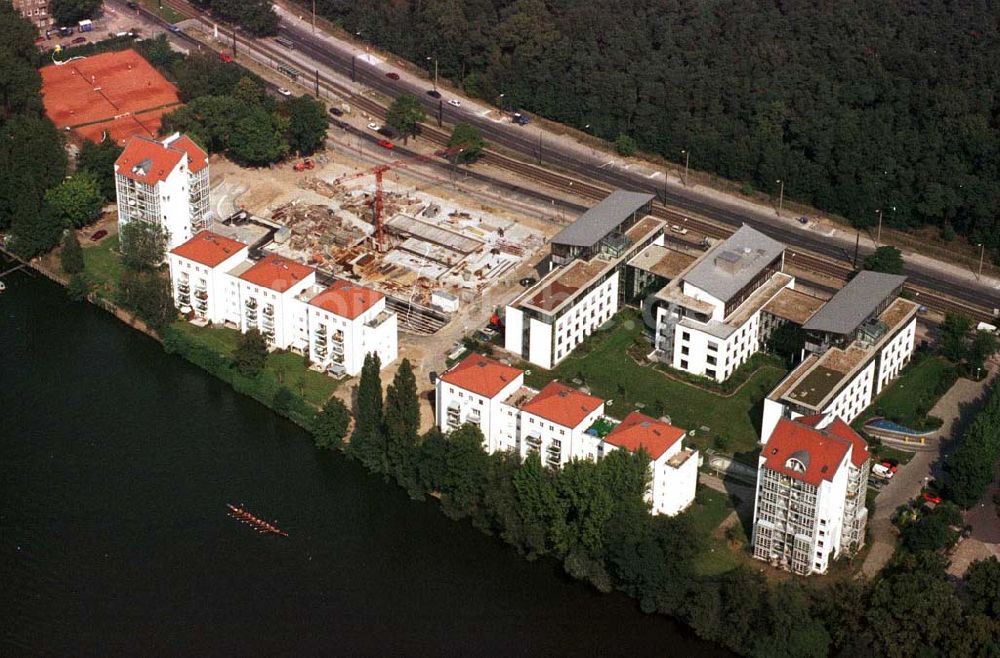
[0, 271, 722, 656]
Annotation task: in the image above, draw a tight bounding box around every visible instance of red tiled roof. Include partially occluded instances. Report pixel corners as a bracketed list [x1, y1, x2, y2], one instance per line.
[440, 353, 523, 399]
[797, 414, 870, 468]
[239, 254, 314, 293]
[115, 136, 184, 185]
[521, 381, 603, 429]
[763, 418, 852, 486]
[309, 279, 384, 320]
[604, 411, 686, 460]
[170, 230, 247, 267]
[166, 134, 208, 173]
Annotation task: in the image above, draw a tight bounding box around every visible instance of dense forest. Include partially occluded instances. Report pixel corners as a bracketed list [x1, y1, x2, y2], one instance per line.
[306, 0, 1000, 254]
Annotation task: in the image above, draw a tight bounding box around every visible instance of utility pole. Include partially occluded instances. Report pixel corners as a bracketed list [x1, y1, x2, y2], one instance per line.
[314, 69, 320, 97]
[853, 231, 860, 269]
[437, 100, 442, 128]
[876, 208, 882, 246]
[311, 0, 316, 33]
[682, 149, 690, 186]
[538, 130, 543, 165]
[351, 55, 356, 83]
[231, 27, 237, 59]
[776, 179, 784, 216]
[978, 243, 986, 280]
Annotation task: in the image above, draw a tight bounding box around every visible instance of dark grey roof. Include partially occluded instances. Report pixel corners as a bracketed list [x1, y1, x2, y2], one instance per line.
[802, 271, 907, 334]
[551, 190, 655, 247]
[682, 225, 785, 302]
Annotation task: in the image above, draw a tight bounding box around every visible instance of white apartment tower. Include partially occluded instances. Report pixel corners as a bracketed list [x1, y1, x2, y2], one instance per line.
[752, 414, 870, 576]
[115, 133, 210, 251]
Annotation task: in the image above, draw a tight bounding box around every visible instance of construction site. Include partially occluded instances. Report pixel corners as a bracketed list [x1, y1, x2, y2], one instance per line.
[207, 146, 546, 337]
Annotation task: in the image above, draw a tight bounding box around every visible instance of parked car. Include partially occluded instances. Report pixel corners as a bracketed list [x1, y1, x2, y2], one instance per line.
[922, 492, 942, 505]
[426, 90, 441, 99]
[872, 463, 894, 479]
[367, 122, 381, 131]
[447, 99, 462, 107]
[385, 72, 400, 80]
[219, 52, 233, 63]
[429, 371, 439, 384]
[798, 216, 809, 225]
[880, 460, 899, 474]
[328, 106, 343, 116]
[519, 276, 537, 287]
[512, 112, 530, 125]
[167, 25, 181, 33]
[377, 139, 395, 150]
[71, 36, 87, 44]
[277, 87, 292, 97]
[89, 229, 108, 242]
[669, 224, 688, 235]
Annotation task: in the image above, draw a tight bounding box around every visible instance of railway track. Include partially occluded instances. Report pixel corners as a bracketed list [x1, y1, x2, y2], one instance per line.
[146, 3, 995, 323]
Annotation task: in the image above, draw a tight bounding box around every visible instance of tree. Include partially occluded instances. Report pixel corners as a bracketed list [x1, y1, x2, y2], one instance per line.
[135, 34, 183, 70]
[900, 502, 962, 554]
[512, 451, 561, 557]
[939, 313, 973, 363]
[967, 330, 998, 376]
[0, 115, 67, 230]
[863, 246, 904, 274]
[964, 557, 1000, 618]
[66, 272, 90, 301]
[0, 49, 43, 118]
[752, 582, 831, 658]
[171, 53, 246, 102]
[615, 133, 637, 156]
[272, 386, 294, 415]
[50, 0, 101, 26]
[209, 0, 278, 36]
[438, 423, 489, 519]
[60, 230, 84, 275]
[313, 396, 351, 450]
[228, 106, 289, 166]
[946, 383, 1000, 507]
[447, 123, 485, 163]
[768, 321, 806, 366]
[8, 202, 64, 258]
[117, 269, 175, 333]
[283, 95, 328, 155]
[77, 139, 124, 201]
[119, 221, 167, 271]
[384, 359, 420, 490]
[234, 328, 268, 377]
[45, 172, 104, 229]
[385, 94, 426, 144]
[349, 352, 386, 472]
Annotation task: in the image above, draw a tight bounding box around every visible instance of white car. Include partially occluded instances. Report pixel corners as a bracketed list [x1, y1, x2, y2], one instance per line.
[367, 122, 381, 131]
[277, 87, 292, 97]
[447, 99, 462, 107]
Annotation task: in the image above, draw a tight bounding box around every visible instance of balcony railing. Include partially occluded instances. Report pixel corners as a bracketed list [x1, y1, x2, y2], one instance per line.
[262, 306, 274, 317]
[245, 299, 258, 310]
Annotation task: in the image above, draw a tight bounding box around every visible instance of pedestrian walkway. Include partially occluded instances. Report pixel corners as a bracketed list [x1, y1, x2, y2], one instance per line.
[861, 360, 999, 578]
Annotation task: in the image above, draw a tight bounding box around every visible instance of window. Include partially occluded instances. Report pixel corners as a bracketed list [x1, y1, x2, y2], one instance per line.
[681, 331, 690, 341]
[706, 369, 716, 379]
[707, 355, 717, 366]
[680, 360, 689, 370]
[707, 341, 718, 351]
[681, 346, 689, 356]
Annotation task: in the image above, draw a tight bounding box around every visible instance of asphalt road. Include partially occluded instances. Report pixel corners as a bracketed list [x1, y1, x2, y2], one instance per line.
[277, 18, 999, 312]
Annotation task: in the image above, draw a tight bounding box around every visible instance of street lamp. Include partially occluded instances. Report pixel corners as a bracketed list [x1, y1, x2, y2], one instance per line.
[681, 149, 690, 186]
[311, 0, 316, 33]
[876, 206, 895, 245]
[498, 93, 505, 117]
[977, 243, 985, 280]
[776, 179, 784, 216]
[426, 56, 438, 91]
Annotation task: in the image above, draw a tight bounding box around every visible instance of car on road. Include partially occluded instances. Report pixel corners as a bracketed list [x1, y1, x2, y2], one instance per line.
[447, 99, 462, 107]
[367, 122, 381, 131]
[71, 36, 87, 44]
[512, 112, 530, 125]
[377, 139, 395, 150]
[277, 87, 292, 97]
[328, 106, 343, 116]
[426, 90, 441, 99]
[167, 24, 181, 33]
[519, 276, 537, 287]
[385, 72, 400, 80]
[90, 229, 108, 242]
[798, 216, 809, 225]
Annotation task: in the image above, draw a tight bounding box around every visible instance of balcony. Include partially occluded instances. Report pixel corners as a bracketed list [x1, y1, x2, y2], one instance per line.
[194, 290, 208, 301]
[245, 299, 258, 310]
[262, 306, 274, 317]
[177, 282, 190, 294]
[313, 324, 327, 337]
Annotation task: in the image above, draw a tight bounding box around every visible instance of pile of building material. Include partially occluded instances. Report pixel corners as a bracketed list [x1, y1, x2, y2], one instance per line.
[270, 202, 369, 249]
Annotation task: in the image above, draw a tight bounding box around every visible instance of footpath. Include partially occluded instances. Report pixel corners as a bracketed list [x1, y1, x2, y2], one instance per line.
[861, 360, 999, 578]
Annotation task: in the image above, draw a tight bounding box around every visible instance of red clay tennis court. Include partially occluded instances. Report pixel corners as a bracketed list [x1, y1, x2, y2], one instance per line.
[40, 48, 182, 144]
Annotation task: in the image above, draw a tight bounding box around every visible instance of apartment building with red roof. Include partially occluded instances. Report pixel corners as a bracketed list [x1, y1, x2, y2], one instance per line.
[114, 133, 211, 251]
[752, 413, 871, 575]
[167, 231, 249, 324]
[436, 354, 525, 453]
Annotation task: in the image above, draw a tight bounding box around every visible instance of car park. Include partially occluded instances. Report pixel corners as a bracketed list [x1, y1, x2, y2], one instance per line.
[447, 99, 462, 107]
[328, 106, 343, 116]
[426, 90, 441, 99]
[277, 87, 292, 96]
[385, 72, 400, 80]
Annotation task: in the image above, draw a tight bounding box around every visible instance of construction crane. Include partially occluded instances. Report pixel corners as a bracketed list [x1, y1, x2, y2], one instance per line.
[333, 145, 463, 252]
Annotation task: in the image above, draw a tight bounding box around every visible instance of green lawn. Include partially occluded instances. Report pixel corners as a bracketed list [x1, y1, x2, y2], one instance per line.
[684, 487, 745, 576]
[136, 0, 186, 25]
[169, 321, 340, 408]
[521, 310, 787, 455]
[862, 353, 956, 428]
[81, 235, 124, 296]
